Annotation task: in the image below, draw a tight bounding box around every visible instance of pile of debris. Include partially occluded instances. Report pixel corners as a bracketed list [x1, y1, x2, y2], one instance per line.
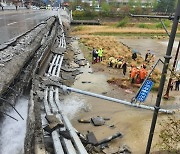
[78, 116, 132, 154]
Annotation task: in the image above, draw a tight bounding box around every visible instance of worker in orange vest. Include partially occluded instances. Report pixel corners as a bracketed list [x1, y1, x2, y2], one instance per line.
[139, 64, 147, 83]
[130, 65, 137, 84]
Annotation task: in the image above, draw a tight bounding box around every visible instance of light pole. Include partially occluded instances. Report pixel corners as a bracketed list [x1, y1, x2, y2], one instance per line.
[146, 0, 180, 153]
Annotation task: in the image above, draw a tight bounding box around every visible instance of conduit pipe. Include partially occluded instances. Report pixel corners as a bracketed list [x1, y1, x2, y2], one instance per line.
[53, 55, 87, 154]
[48, 54, 85, 153]
[54, 88, 88, 154]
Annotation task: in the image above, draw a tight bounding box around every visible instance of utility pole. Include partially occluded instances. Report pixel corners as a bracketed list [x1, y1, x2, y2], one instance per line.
[146, 0, 180, 153]
[164, 41, 180, 99]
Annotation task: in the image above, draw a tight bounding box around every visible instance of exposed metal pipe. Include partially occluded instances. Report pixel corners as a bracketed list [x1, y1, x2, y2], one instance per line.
[44, 88, 51, 114]
[0, 111, 18, 121]
[146, 0, 180, 153]
[46, 53, 86, 153]
[53, 62, 77, 154]
[51, 85, 173, 114]
[42, 12, 88, 154]
[130, 14, 175, 20]
[53, 52, 87, 154]
[0, 83, 21, 96]
[52, 131, 65, 154]
[55, 88, 88, 154]
[48, 54, 57, 76]
[0, 97, 24, 120]
[160, 19, 170, 37]
[56, 56, 64, 76]
[44, 86, 76, 154]
[44, 52, 66, 153]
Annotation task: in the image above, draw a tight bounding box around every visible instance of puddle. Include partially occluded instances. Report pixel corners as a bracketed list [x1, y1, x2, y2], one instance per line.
[61, 95, 86, 120]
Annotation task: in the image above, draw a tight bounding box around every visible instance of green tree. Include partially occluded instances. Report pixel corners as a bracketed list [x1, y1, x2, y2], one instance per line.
[92, 0, 96, 10]
[101, 2, 111, 16]
[135, 0, 142, 7]
[156, 0, 177, 13]
[152, 0, 158, 11]
[128, 0, 135, 13]
[128, 0, 135, 7]
[81, 2, 91, 11]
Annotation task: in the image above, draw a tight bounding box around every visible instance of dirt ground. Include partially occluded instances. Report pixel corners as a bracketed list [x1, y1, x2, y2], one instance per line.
[71, 25, 180, 37]
[67, 36, 180, 153]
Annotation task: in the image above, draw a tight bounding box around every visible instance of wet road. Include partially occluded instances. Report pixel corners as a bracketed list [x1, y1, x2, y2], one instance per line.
[0, 10, 57, 45]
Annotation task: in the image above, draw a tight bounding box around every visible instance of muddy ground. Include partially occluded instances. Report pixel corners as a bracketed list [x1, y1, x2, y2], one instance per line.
[63, 37, 180, 153]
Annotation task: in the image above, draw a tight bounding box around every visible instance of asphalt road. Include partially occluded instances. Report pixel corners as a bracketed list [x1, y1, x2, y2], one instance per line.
[0, 10, 57, 45]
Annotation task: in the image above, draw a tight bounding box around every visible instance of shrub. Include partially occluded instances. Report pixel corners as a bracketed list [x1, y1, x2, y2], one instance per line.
[72, 10, 85, 20]
[155, 23, 163, 29]
[72, 10, 98, 20]
[117, 17, 129, 27]
[156, 20, 171, 29]
[84, 10, 98, 19]
[138, 23, 149, 29]
[72, 26, 84, 32]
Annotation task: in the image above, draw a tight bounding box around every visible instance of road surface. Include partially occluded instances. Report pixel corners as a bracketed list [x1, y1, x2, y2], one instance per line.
[0, 9, 57, 45]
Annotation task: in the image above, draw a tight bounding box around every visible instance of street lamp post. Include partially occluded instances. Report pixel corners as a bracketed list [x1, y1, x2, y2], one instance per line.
[146, 0, 180, 153]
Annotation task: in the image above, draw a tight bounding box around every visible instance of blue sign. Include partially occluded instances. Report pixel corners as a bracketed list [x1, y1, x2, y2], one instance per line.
[136, 80, 154, 102]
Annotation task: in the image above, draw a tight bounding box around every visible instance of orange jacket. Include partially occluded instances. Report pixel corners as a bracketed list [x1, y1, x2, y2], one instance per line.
[130, 67, 137, 78]
[139, 68, 147, 80]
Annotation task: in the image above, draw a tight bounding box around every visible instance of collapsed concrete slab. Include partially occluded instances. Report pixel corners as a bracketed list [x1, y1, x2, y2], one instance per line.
[0, 17, 56, 97]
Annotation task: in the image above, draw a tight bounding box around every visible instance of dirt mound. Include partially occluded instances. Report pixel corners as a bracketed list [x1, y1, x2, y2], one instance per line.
[80, 36, 132, 61]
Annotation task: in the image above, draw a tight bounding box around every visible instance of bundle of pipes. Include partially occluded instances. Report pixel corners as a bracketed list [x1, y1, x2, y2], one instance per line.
[42, 10, 88, 154]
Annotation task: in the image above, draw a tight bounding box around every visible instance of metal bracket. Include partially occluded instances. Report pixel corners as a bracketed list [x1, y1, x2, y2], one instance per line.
[160, 19, 170, 37]
[164, 55, 172, 59]
[154, 106, 160, 110]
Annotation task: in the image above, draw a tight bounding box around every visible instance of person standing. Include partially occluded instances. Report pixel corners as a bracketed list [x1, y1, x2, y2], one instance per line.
[170, 80, 174, 91]
[132, 52, 137, 61]
[151, 54, 155, 63]
[92, 48, 97, 64]
[145, 53, 149, 61]
[98, 48, 103, 62]
[175, 79, 180, 91]
[122, 61, 127, 76]
[95, 49, 98, 62]
[139, 64, 147, 83]
[130, 65, 137, 84]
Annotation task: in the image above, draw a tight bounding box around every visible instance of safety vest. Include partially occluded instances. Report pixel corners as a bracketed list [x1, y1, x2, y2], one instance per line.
[98, 49, 103, 57]
[139, 68, 147, 80]
[130, 67, 137, 78]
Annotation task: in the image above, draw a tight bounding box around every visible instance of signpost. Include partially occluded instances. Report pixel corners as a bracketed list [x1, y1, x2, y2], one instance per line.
[136, 80, 154, 103]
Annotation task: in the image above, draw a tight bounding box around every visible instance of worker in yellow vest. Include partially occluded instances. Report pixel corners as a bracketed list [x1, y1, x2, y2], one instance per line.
[98, 48, 103, 62]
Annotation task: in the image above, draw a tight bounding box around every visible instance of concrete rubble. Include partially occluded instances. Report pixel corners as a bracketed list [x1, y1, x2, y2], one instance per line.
[0, 17, 56, 97]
